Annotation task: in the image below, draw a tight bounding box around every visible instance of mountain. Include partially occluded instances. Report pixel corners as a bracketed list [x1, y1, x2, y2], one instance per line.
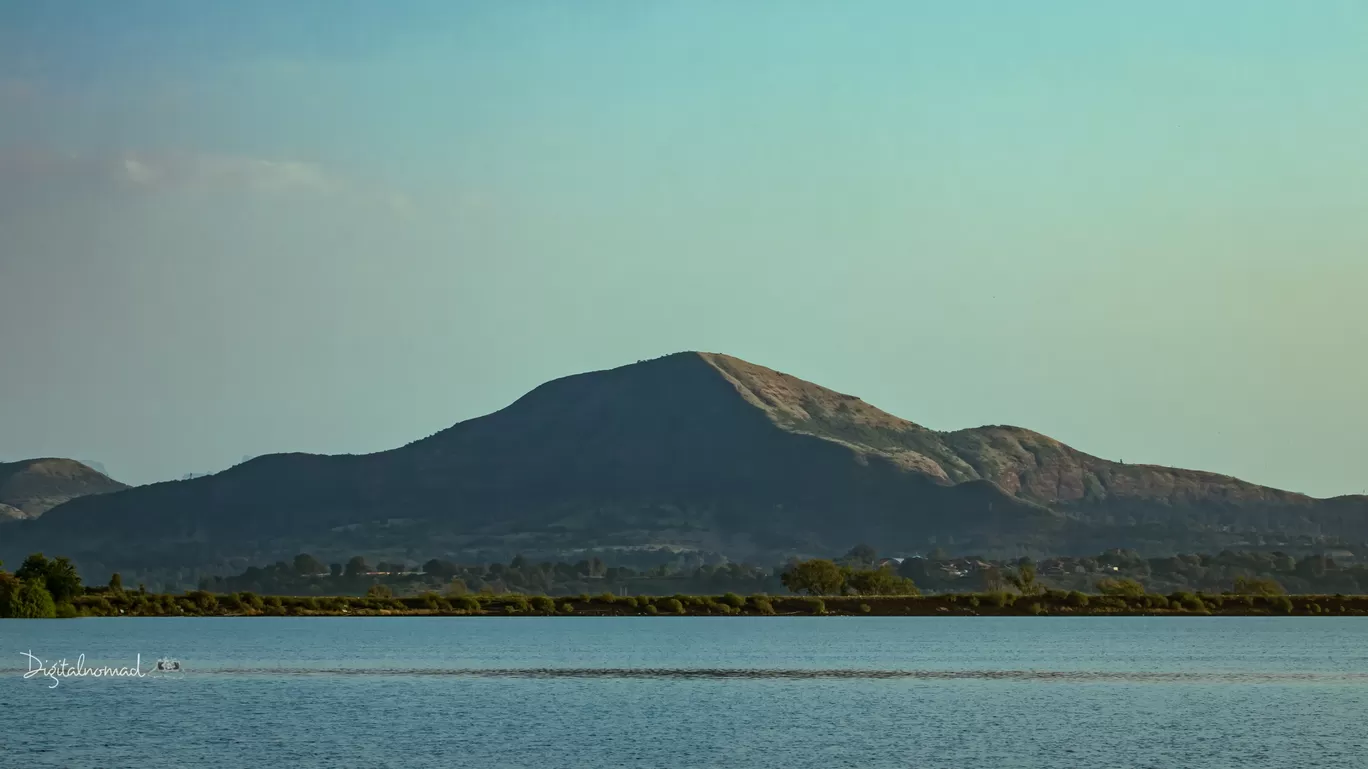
[5, 353, 1365, 574]
[0, 458, 130, 521]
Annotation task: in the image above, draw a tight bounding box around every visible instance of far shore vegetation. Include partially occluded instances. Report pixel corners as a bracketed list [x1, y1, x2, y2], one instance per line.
[4, 550, 1368, 619]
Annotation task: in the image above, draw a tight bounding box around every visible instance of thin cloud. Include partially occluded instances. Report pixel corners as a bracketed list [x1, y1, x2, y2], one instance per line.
[0, 149, 413, 216]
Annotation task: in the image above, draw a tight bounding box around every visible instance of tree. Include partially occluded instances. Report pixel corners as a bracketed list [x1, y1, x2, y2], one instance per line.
[344, 556, 370, 577]
[16, 553, 82, 603]
[781, 559, 846, 596]
[845, 565, 918, 596]
[329, 563, 343, 578]
[293, 553, 325, 576]
[366, 584, 394, 599]
[108, 573, 124, 593]
[1, 571, 57, 618]
[1007, 564, 1042, 596]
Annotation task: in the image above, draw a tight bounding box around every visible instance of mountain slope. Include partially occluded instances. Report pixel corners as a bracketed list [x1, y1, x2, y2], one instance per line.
[7, 353, 1364, 573]
[0, 458, 129, 520]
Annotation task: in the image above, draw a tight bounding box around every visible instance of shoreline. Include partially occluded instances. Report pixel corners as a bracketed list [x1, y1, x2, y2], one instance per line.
[50, 590, 1368, 618]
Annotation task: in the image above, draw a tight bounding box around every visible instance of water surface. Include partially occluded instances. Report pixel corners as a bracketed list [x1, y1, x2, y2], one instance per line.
[2, 617, 1365, 767]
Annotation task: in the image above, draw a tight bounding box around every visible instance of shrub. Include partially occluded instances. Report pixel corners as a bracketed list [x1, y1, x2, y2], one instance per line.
[982, 591, 1012, 609]
[1097, 578, 1146, 597]
[186, 590, 219, 613]
[366, 584, 394, 599]
[1066, 591, 1089, 608]
[645, 604, 659, 615]
[55, 602, 79, 619]
[1029, 603, 1045, 615]
[751, 597, 775, 615]
[721, 592, 745, 608]
[505, 596, 530, 613]
[560, 603, 574, 614]
[665, 598, 685, 615]
[455, 596, 482, 614]
[860, 603, 872, 614]
[967, 596, 980, 608]
[1167, 592, 1205, 613]
[809, 599, 826, 616]
[1273, 596, 1294, 614]
[598, 593, 616, 604]
[623, 596, 639, 609]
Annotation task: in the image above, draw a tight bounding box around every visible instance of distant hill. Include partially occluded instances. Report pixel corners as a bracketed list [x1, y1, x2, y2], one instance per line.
[0, 458, 129, 520]
[6, 353, 1365, 574]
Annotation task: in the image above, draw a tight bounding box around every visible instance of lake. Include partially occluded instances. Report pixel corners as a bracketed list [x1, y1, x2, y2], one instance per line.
[2, 617, 1366, 768]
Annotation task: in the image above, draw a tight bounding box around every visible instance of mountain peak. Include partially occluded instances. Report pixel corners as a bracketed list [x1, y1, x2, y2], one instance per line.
[0, 457, 129, 519]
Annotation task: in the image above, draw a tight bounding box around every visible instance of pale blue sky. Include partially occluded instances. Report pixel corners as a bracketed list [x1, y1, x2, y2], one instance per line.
[1, 2, 1365, 495]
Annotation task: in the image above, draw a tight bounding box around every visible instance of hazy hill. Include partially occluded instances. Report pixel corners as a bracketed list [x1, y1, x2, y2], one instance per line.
[0, 458, 129, 520]
[6, 353, 1364, 573]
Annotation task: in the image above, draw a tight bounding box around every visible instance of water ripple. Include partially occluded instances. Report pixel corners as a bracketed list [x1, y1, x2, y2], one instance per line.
[106, 667, 1368, 684]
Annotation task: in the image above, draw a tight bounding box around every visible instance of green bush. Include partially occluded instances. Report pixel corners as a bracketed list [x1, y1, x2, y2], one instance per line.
[859, 603, 872, 614]
[623, 596, 639, 609]
[1066, 591, 1089, 608]
[809, 599, 826, 615]
[1170, 592, 1206, 613]
[665, 598, 685, 615]
[982, 591, 1013, 608]
[751, 597, 775, 615]
[186, 590, 219, 613]
[645, 604, 659, 615]
[1273, 596, 1294, 614]
[55, 602, 79, 619]
[560, 603, 574, 614]
[455, 595, 482, 613]
[721, 592, 745, 608]
[530, 595, 555, 614]
[598, 593, 616, 604]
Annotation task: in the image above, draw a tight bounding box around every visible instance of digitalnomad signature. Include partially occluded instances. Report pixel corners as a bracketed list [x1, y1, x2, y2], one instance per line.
[21, 651, 183, 689]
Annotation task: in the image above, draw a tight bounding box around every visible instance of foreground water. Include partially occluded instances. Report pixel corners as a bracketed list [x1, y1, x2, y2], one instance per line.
[2, 617, 1366, 768]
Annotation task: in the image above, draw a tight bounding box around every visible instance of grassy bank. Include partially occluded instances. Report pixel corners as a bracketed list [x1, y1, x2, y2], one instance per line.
[56, 589, 1368, 618]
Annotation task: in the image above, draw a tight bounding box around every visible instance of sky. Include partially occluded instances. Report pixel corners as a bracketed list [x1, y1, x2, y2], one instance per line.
[1, 1, 1365, 496]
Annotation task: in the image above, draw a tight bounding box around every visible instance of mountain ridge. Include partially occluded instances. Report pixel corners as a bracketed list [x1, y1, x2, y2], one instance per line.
[4, 352, 1363, 574]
